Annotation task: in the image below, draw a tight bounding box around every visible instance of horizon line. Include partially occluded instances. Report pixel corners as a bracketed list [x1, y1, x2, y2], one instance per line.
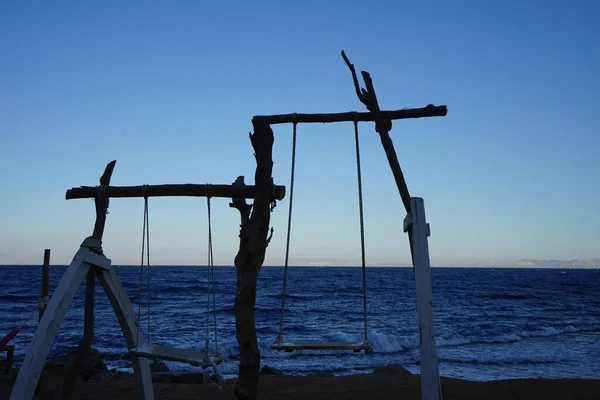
[1, 264, 599, 269]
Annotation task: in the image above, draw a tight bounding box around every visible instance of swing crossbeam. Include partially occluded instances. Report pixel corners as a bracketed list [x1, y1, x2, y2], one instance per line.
[271, 341, 373, 353]
[66, 183, 286, 201]
[253, 104, 447, 125]
[129, 344, 222, 369]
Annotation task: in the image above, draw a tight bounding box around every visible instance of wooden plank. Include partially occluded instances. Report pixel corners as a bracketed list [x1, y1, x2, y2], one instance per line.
[129, 344, 222, 368]
[66, 183, 286, 201]
[10, 248, 91, 400]
[252, 105, 447, 125]
[270, 341, 372, 352]
[409, 197, 442, 400]
[83, 251, 111, 269]
[96, 267, 154, 400]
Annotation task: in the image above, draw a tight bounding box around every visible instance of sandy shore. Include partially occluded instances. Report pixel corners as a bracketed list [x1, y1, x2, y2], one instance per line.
[2, 365, 599, 400]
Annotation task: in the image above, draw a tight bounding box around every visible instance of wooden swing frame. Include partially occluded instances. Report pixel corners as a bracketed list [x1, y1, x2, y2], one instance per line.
[262, 51, 446, 400]
[9, 165, 286, 400]
[11, 50, 446, 400]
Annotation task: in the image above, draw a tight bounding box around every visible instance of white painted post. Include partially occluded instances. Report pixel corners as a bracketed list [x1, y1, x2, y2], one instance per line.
[10, 248, 91, 400]
[404, 197, 442, 400]
[11, 243, 155, 400]
[96, 267, 154, 399]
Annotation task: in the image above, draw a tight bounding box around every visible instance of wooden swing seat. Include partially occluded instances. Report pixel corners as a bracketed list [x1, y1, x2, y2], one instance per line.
[270, 341, 373, 353]
[129, 344, 222, 368]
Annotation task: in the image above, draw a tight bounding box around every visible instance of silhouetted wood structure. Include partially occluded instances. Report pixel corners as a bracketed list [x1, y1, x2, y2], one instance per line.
[10, 161, 285, 400]
[253, 104, 446, 124]
[233, 50, 446, 400]
[10, 50, 447, 400]
[39, 249, 51, 322]
[229, 122, 277, 400]
[66, 183, 286, 200]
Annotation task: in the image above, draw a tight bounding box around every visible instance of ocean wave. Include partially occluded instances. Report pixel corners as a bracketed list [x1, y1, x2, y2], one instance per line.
[279, 293, 323, 301]
[480, 294, 537, 300]
[255, 330, 415, 355]
[441, 356, 569, 366]
[437, 325, 600, 347]
[156, 285, 230, 295]
[0, 294, 32, 302]
[368, 331, 414, 353]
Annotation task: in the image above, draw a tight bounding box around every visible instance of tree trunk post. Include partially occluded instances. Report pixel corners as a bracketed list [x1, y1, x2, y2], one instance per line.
[230, 120, 276, 400]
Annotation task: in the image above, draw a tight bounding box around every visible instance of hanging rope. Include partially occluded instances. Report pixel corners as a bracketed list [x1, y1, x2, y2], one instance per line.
[277, 115, 297, 345]
[205, 185, 219, 357]
[203, 185, 224, 388]
[137, 185, 151, 345]
[146, 193, 151, 345]
[274, 117, 371, 352]
[354, 115, 369, 342]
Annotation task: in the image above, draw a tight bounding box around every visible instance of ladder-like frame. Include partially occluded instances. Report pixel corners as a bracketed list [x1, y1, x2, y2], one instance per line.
[10, 237, 154, 399]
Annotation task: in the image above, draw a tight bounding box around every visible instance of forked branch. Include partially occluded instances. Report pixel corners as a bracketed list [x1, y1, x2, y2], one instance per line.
[341, 50, 366, 105]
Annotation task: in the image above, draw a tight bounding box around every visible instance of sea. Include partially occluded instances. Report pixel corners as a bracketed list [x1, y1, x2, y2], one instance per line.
[1, 265, 599, 382]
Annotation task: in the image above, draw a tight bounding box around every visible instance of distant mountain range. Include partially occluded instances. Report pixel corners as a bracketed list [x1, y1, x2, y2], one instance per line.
[478, 259, 600, 268]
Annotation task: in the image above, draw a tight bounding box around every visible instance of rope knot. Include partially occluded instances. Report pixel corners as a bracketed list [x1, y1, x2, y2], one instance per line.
[37, 296, 49, 311]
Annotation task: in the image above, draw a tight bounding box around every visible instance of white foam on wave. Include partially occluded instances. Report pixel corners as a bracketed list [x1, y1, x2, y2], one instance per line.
[437, 324, 600, 348]
[367, 330, 414, 352]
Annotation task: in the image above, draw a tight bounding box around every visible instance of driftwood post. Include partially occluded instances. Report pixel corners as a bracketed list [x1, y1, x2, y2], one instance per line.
[230, 121, 275, 400]
[35, 249, 51, 393]
[62, 161, 116, 400]
[39, 249, 51, 321]
[342, 50, 443, 400]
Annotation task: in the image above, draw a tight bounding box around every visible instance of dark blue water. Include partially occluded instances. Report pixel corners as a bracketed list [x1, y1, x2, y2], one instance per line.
[1, 265, 599, 381]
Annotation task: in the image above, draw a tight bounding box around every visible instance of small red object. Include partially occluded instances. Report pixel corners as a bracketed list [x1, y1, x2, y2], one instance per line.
[0, 327, 20, 348]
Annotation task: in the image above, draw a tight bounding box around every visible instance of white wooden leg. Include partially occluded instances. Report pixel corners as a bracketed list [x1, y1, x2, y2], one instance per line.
[10, 248, 91, 400]
[96, 267, 154, 399]
[405, 197, 442, 400]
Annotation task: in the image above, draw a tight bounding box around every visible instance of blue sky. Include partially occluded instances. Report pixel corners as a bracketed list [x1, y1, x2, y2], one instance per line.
[1, 1, 598, 266]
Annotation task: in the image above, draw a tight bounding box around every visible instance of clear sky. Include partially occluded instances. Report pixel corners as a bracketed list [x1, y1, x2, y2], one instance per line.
[1, 1, 598, 266]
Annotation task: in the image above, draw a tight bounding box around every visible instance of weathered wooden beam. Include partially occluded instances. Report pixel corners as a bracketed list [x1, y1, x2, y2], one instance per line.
[252, 104, 447, 125]
[129, 344, 222, 368]
[92, 160, 116, 241]
[66, 183, 286, 201]
[62, 160, 116, 400]
[10, 249, 91, 400]
[361, 71, 412, 214]
[405, 198, 442, 400]
[35, 249, 51, 393]
[39, 249, 51, 321]
[96, 263, 154, 398]
[232, 121, 275, 400]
